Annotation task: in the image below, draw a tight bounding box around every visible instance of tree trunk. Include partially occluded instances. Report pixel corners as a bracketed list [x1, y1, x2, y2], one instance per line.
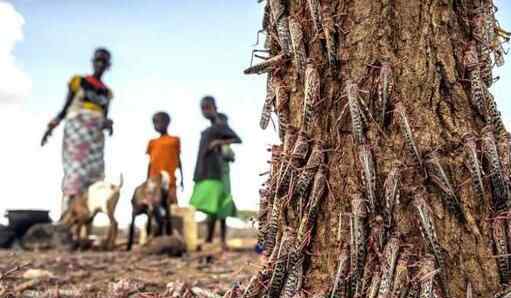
[243, 0, 511, 297]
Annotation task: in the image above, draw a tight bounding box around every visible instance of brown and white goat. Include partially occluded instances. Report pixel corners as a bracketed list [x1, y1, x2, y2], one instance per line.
[61, 174, 123, 250]
[127, 171, 173, 251]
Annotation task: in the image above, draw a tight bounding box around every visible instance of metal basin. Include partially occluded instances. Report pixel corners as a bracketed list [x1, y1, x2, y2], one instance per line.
[5, 210, 52, 238]
[0, 225, 15, 248]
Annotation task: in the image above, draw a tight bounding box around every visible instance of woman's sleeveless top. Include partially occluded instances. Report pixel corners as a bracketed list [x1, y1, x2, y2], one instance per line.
[66, 75, 113, 119]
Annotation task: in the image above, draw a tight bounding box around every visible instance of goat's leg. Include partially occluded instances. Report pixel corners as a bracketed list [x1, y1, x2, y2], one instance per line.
[153, 208, 164, 237]
[164, 202, 173, 236]
[105, 197, 119, 250]
[76, 223, 86, 250]
[127, 213, 137, 251]
[107, 215, 118, 250]
[146, 213, 153, 237]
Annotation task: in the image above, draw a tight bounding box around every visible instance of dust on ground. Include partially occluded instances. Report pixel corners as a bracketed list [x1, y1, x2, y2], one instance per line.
[0, 245, 259, 297]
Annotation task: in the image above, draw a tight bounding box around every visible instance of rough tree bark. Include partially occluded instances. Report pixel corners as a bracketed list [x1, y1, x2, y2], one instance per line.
[242, 0, 511, 297]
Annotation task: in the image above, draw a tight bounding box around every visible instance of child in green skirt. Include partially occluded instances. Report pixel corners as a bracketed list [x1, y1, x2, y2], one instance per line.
[190, 97, 241, 249]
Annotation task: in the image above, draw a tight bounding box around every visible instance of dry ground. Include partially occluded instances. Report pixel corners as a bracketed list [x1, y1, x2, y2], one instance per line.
[0, 242, 259, 297]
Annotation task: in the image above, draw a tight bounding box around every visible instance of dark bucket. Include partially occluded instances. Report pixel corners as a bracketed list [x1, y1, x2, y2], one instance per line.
[5, 210, 52, 239]
[0, 225, 15, 248]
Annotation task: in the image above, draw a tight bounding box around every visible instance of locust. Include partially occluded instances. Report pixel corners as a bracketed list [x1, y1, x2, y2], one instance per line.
[307, 0, 323, 35]
[395, 103, 423, 171]
[264, 197, 284, 257]
[497, 133, 511, 180]
[305, 165, 327, 229]
[303, 62, 321, 136]
[359, 144, 377, 214]
[464, 43, 487, 119]
[260, 2, 271, 36]
[493, 213, 511, 284]
[368, 271, 382, 298]
[276, 131, 310, 197]
[267, 228, 295, 298]
[377, 61, 394, 127]
[244, 53, 288, 75]
[223, 282, 242, 298]
[425, 151, 466, 223]
[493, 34, 508, 67]
[275, 79, 290, 141]
[481, 126, 510, 211]
[330, 244, 350, 298]
[368, 216, 385, 258]
[289, 17, 307, 78]
[269, 145, 284, 194]
[260, 73, 276, 130]
[466, 281, 472, 298]
[350, 195, 369, 298]
[361, 256, 380, 297]
[346, 80, 366, 145]
[418, 256, 437, 298]
[275, 16, 292, 56]
[462, 133, 485, 208]
[283, 126, 299, 153]
[391, 254, 410, 298]
[264, 145, 291, 255]
[296, 165, 328, 246]
[383, 162, 401, 232]
[495, 287, 511, 298]
[321, 3, 338, 71]
[413, 190, 449, 298]
[242, 266, 273, 298]
[484, 88, 506, 136]
[293, 141, 325, 214]
[257, 187, 271, 248]
[281, 252, 304, 298]
[269, 0, 291, 55]
[484, 3, 508, 67]
[406, 280, 420, 298]
[377, 237, 400, 298]
[472, 13, 493, 87]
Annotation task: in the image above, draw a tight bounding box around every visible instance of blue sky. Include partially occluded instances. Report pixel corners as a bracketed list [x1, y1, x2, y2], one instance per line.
[0, 0, 511, 226]
[0, 0, 276, 226]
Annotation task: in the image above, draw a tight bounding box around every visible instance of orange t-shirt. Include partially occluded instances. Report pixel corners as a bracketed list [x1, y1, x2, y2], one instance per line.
[147, 135, 181, 186]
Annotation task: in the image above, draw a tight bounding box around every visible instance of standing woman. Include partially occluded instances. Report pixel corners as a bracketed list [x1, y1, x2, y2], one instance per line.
[42, 48, 114, 213]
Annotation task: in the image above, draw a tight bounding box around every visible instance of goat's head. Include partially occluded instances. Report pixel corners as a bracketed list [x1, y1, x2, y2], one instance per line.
[143, 176, 163, 206]
[60, 195, 89, 226]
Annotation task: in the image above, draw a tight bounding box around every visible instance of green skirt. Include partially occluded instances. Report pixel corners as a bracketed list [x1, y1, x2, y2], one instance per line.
[190, 180, 237, 219]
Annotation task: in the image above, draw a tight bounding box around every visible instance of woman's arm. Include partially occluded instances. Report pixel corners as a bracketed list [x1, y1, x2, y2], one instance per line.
[41, 82, 75, 146]
[102, 90, 114, 136]
[54, 89, 74, 124]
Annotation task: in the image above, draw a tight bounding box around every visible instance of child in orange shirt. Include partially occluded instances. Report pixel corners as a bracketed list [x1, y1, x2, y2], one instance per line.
[147, 112, 184, 205]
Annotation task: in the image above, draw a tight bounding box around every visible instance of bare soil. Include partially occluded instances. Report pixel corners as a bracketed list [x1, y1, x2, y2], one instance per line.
[0, 244, 259, 297]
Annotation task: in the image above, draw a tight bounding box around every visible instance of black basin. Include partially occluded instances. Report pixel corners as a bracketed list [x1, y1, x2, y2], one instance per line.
[0, 225, 15, 248]
[5, 210, 52, 238]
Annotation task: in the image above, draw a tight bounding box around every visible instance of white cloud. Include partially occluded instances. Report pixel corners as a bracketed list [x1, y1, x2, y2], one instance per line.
[0, 2, 31, 103]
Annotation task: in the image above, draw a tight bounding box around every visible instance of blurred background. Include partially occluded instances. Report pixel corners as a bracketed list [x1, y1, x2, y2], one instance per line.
[0, 0, 510, 226]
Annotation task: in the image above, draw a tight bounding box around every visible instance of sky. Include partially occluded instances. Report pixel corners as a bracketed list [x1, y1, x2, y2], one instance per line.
[0, 0, 277, 226]
[0, 0, 511, 227]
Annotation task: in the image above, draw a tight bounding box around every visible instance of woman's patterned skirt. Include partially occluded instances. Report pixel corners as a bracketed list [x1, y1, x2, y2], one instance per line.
[61, 112, 105, 197]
